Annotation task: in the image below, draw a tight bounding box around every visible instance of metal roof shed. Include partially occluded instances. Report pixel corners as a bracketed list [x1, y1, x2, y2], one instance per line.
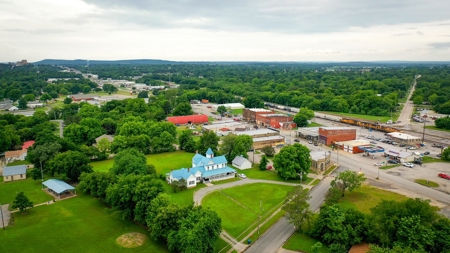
[43, 179, 76, 199]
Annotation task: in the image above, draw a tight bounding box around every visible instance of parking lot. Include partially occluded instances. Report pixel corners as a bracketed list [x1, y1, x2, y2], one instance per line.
[387, 162, 450, 194]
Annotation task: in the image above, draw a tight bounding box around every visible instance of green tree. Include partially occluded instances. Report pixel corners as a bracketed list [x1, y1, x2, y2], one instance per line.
[179, 130, 194, 151]
[106, 174, 163, 223]
[172, 102, 193, 116]
[441, 146, 450, 161]
[259, 155, 268, 170]
[110, 148, 148, 175]
[27, 142, 62, 179]
[24, 94, 36, 102]
[293, 113, 309, 127]
[220, 134, 252, 161]
[46, 151, 93, 182]
[78, 171, 116, 200]
[243, 93, 264, 108]
[196, 130, 220, 155]
[102, 83, 118, 94]
[413, 95, 424, 105]
[137, 90, 148, 98]
[12, 192, 34, 212]
[18, 97, 27, 109]
[59, 88, 69, 96]
[282, 186, 312, 233]
[261, 145, 275, 157]
[111, 135, 152, 154]
[217, 105, 227, 115]
[63, 97, 72, 104]
[40, 93, 53, 103]
[331, 170, 366, 197]
[311, 242, 322, 253]
[97, 137, 111, 153]
[7, 89, 22, 102]
[273, 144, 311, 180]
[79, 118, 105, 144]
[63, 123, 88, 145]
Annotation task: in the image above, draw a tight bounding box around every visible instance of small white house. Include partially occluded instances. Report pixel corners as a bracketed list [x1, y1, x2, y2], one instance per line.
[232, 156, 252, 170]
[6, 106, 18, 111]
[3, 165, 27, 182]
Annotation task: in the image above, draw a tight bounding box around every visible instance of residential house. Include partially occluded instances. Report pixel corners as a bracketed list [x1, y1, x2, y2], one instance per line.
[2, 165, 27, 182]
[232, 156, 252, 170]
[5, 149, 27, 164]
[95, 134, 114, 145]
[167, 148, 236, 187]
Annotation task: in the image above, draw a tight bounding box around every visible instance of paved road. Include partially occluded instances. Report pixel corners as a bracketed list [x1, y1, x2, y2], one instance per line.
[245, 177, 334, 253]
[396, 75, 419, 128]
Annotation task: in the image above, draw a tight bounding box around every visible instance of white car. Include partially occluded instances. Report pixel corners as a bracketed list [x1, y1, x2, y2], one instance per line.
[408, 147, 417, 150]
[238, 173, 247, 179]
[402, 162, 414, 168]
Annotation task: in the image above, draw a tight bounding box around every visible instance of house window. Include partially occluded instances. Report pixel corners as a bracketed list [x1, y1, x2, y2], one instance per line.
[5, 176, 8, 180]
[20, 174, 23, 178]
[189, 181, 195, 185]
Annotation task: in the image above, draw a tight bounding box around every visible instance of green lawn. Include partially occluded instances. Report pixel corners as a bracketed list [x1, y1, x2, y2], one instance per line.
[425, 125, 450, 133]
[307, 122, 323, 127]
[91, 151, 193, 175]
[234, 166, 304, 184]
[284, 233, 330, 253]
[319, 112, 396, 123]
[0, 194, 168, 253]
[338, 184, 408, 214]
[422, 156, 447, 163]
[6, 160, 31, 166]
[202, 183, 294, 238]
[0, 176, 53, 207]
[162, 183, 207, 207]
[415, 179, 439, 188]
[231, 109, 243, 115]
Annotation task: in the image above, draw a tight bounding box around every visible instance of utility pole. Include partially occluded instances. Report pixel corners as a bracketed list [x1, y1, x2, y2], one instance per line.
[40, 160, 44, 188]
[0, 202, 5, 230]
[422, 120, 426, 144]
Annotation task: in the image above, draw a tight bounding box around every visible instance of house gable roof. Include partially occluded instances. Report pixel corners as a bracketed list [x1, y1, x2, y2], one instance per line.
[206, 148, 214, 155]
[95, 134, 114, 143]
[232, 156, 250, 166]
[5, 149, 26, 158]
[3, 165, 27, 176]
[21, 140, 35, 150]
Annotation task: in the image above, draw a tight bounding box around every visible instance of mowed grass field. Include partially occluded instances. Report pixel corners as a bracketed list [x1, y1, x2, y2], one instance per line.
[90, 151, 193, 175]
[319, 111, 397, 123]
[0, 176, 53, 206]
[235, 166, 312, 184]
[0, 194, 168, 253]
[202, 183, 294, 238]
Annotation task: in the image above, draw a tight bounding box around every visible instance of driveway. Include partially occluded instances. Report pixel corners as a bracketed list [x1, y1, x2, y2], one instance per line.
[0, 204, 10, 228]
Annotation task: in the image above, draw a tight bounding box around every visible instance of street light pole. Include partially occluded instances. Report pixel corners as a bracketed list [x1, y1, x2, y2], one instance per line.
[422, 120, 426, 144]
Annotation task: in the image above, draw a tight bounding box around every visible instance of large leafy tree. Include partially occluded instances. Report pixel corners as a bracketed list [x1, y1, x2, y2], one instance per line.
[217, 105, 227, 115]
[282, 186, 312, 233]
[106, 174, 163, 223]
[196, 130, 220, 155]
[18, 97, 27, 109]
[27, 142, 62, 180]
[46, 151, 93, 182]
[273, 144, 311, 180]
[78, 172, 116, 201]
[12, 192, 34, 212]
[331, 170, 366, 197]
[179, 130, 196, 152]
[243, 93, 264, 108]
[259, 155, 268, 170]
[7, 89, 22, 102]
[110, 148, 148, 175]
[172, 102, 193, 116]
[220, 134, 253, 161]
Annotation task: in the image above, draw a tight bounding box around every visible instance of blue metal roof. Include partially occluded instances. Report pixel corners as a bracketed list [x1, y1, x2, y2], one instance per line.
[43, 179, 75, 194]
[192, 153, 204, 165]
[358, 146, 385, 153]
[3, 165, 27, 176]
[202, 167, 236, 177]
[206, 148, 214, 155]
[171, 167, 205, 180]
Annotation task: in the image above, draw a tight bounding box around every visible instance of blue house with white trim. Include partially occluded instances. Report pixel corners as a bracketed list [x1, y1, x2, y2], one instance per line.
[167, 148, 236, 187]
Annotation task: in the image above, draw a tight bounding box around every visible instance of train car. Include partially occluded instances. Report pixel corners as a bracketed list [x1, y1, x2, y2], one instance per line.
[285, 107, 291, 112]
[291, 108, 300, 113]
[277, 106, 285, 110]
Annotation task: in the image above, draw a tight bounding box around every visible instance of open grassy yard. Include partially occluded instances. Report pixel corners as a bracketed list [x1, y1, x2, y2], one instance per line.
[307, 122, 323, 127]
[231, 109, 243, 115]
[162, 183, 207, 207]
[91, 151, 193, 175]
[284, 233, 330, 253]
[425, 125, 450, 133]
[202, 183, 294, 238]
[6, 160, 31, 166]
[0, 194, 168, 253]
[0, 177, 53, 207]
[319, 111, 397, 123]
[338, 184, 408, 213]
[235, 166, 311, 184]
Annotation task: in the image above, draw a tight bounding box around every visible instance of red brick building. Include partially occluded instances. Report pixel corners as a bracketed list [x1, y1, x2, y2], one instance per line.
[167, 114, 208, 124]
[243, 108, 273, 122]
[255, 114, 293, 128]
[319, 127, 356, 146]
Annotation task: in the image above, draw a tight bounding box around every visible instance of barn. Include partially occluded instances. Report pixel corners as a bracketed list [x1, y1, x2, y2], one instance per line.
[167, 114, 209, 125]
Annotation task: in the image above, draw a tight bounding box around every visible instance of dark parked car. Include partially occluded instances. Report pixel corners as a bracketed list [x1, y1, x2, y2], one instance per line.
[388, 160, 399, 164]
[294, 139, 300, 142]
[423, 151, 430, 155]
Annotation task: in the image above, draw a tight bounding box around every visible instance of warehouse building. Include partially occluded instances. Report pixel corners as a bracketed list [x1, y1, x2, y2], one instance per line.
[243, 108, 274, 122]
[167, 114, 209, 125]
[255, 113, 293, 128]
[319, 127, 356, 146]
[253, 136, 285, 149]
[234, 129, 279, 138]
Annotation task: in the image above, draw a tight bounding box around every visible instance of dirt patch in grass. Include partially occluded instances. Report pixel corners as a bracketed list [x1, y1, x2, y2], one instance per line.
[116, 232, 147, 248]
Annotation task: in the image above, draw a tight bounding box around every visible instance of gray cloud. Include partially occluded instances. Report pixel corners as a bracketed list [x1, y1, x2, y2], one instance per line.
[79, 0, 450, 33]
[429, 42, 450, 49]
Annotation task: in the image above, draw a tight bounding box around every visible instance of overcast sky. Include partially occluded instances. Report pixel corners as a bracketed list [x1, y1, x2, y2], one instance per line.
[1, 0, 450, 62]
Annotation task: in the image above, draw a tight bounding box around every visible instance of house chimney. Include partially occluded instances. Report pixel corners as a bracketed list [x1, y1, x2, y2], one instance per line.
[188, 168, 190, 172]
[196, 150, 198, 154]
